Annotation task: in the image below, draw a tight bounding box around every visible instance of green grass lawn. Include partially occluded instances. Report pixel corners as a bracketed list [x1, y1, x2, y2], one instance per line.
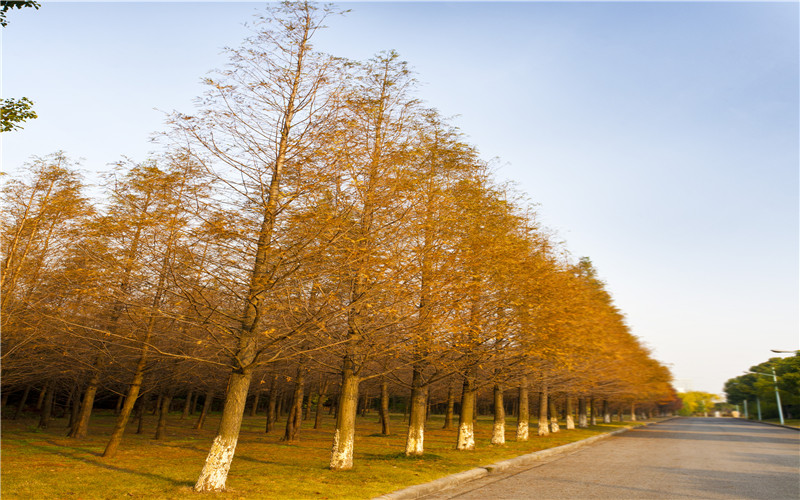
[1, 410, 644, 499]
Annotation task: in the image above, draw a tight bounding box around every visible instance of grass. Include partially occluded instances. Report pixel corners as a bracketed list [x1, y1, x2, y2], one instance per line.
[1, 409, 645, 499]
[760, 418, 800, 428]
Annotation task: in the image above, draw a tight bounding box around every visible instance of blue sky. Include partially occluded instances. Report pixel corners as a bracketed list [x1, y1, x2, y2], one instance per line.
[2, 1, 798, 394]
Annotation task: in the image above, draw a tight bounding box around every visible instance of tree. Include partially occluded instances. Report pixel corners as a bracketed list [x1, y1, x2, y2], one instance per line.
[0, 1, 40, 27]
[1, 97, 37, 132]
[678, 392, 718, 416]
[724, 354, 800, 419]
[327, 50, 420, 470]
[1, 153, 92, 366]
[1, 1, 41, 132]
[101, 157, 206, 457]
[171, 1, 347, 491]
[400, 110, 481, 456]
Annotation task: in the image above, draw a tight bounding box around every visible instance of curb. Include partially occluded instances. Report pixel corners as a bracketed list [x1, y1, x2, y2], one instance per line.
[374, 419, 667, 500]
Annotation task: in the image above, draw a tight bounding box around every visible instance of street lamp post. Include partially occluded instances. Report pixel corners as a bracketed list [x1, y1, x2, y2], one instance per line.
[746, 367, 784, 425]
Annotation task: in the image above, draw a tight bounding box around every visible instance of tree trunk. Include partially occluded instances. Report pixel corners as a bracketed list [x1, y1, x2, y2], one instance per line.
[630, 402, 637, 422]
[538, 385, 550, 436]
[379, 379, 391, 436]
[37, 382, 54, 429]
[443, 383, 455, 430]
[491, 384, 505, 445]
[276, 390, 286, 418]
[314, 378, 330, 430]
[114, 394, 124, 415]
[590, 395, 597, 425]
[152, 392, 162, 416]
[195, 390, 213, 430]
[155, 392, 173, 440]
[190, 391, 199, 415]
[578, 396, 588, 428]
[262, 374, 276, 433]
[69, 374, 99, 438]
[565, 395, 575, 430]
[455, 371, 477, 450]
[425, 391, 432, 422]
[194, 369, 253, 491]
[13, 384, 31, 420]
[182, 390, 193, 419]
[404, 371, 427, 456]
[136, 394, 149, 434]
[35, 384, 47, 410]
[549, 396, 560, 433]
[603, 399, 611, 423]
[517, 377, 529, 441]
[304, 391, 313, 421]
[250, 390, 260, 418]
[266, 386, 279, 434]
[68, 385, 81, 431]
[281, 367, 305, 444]
[359, 392, 368, 417]
[329, 364, 359, 470]
[102, 343, 151, 458]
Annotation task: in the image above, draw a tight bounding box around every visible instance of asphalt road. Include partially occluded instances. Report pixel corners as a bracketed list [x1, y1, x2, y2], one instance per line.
[422, 418, 800, 500]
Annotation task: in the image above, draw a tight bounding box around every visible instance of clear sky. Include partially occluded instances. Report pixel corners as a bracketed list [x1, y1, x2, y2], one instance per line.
[2, 1, 798, 394]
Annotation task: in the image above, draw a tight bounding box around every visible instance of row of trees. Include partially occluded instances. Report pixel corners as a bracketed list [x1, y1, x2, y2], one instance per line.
[724, 354, 800, 420]
[1, 1, 676, 493]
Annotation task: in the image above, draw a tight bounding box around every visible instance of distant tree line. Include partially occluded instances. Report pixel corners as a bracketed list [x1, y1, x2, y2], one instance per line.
[724, 354, 800, 420]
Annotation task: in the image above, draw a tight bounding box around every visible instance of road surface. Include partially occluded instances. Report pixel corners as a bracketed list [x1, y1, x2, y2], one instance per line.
[422, 418, 800, 500]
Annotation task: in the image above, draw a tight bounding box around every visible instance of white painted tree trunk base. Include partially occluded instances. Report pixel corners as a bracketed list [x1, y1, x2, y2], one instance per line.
[405, 426, 424, 456]
[456, 422, 475, 450]
[566, 415, 575, 430]
[330, 429, 355, 470]
[538, 422, 549, 436]
[491, 422, 505, 445]
[194, 435, 238, 492]
[516, 422, 529, 441]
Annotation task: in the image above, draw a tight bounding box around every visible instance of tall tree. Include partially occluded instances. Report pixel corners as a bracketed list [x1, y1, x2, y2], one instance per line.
[328, 50, 419, 470]
[401, 111, 479, 456]
[171, 2, 346, 491]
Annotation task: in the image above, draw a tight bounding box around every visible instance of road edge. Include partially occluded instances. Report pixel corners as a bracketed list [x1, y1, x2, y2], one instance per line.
[734, 418, 800, 431]
[373, 418, 674, 500]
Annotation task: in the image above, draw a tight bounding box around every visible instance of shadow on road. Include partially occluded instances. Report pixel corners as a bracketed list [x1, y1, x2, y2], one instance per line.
[647, 466, 799, 500]
[617, 418, 800, 445]
[618, 428, 799, 445]
[731, 451, 800, 469]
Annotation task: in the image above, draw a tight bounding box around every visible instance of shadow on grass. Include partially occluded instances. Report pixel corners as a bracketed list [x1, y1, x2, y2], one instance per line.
[228, 453, 286, 466]
[361, 451, 444, 461]
[28, 440, 194, 487]
[149, 441, 208, 454]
